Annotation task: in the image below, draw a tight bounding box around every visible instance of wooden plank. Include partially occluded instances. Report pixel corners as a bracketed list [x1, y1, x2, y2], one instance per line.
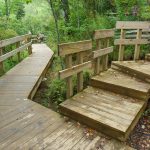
[94, 29, 114, 39]
[59, 40, 92, 56]
[0, 42, 32, 62]
[65, 55, 73, 98]
[94, 40, 101, 75]
[77, 52, 84, 92]
[59, 61, 92, 79]
[60, 102, 126, 141]
[93, 46, 113, 59]
[115, 39, 149, 45]
[90, 69, 150, 101]
[116, 21, 150, 29]
[101, 39, 110, 71]
[0, 34, 31, 48]
[134, 29, 142, 60]
[118, 29, 125, 61]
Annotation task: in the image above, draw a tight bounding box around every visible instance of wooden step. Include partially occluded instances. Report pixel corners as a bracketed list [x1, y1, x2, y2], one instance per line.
[90, 69, 150, 101]
[59, 86, 146, 141]
[112, 61, 150, 83]
[146, 54, 150, 61]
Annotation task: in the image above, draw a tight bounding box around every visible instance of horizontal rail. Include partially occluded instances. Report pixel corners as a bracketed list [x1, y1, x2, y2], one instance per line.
[93, 47, 113, 59]
[115, 39, 149, 45]
[94, 29, 114, 39]
[116, 21, 150, 29]
[0, 34, 31, 48]
[59, 40, 92, 56]
[0, 42, 32, 62]
[59, 61, 92, 79]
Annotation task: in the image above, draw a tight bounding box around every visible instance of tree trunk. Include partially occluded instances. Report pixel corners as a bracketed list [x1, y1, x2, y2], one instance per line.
[61, 0, 70, 24]
[4, 0, 9, 19]
[47, 0, 60, 46]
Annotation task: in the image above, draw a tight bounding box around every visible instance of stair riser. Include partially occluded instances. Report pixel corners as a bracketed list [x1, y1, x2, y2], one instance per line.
[112, 64, 150, 83]
[90, 79, 149, 101]
[59, 105, 126, 141]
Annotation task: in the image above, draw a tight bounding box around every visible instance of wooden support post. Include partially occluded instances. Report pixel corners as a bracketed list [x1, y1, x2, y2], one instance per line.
[102, 38, 110, 71]
[0, 48, 4, 75]
[134, 29, 142, 61]
[27, 37, 32, 55]
[94, 40, 101, 75]
[65, 55, 73, 98]
[118, 29, 126, 61]
[77, 52, 83, 92]
[16, 42, 21, 62]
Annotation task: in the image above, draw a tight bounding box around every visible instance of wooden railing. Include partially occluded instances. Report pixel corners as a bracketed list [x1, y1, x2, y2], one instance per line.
[93, 29, 114, 75]
[0, 34, 32, 75]
[59, 30, 114, 98]
[59, 40, 92, 98]
[115, 21, 150, 61]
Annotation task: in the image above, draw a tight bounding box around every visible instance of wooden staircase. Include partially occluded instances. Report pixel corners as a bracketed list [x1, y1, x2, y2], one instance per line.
[59, 61, 150, 141]
[58, 22, 150, 142]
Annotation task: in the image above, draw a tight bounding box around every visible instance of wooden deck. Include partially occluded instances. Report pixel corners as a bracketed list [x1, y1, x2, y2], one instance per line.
[0, 44, 133, 149]
[60, 60, 150, 141]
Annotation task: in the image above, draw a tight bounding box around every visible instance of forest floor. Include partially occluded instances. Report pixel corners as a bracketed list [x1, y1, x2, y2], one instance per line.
[33, 69, 150, 150]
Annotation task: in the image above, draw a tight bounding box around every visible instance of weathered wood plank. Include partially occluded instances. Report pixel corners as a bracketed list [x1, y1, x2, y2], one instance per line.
[59, 61, 92, 79]
[77, 52, 84, 92]
[116, 21, 150, 29]
[115, 39, 149, 45]
[0, 34, 31, 48]
[0, 42, 32, 62]
[94, 29, 114, 39]
[134, 29, 142, 60]
[65, 54, 73, 98]
[59, 40, 92, 56]
[93, 46, 113, 59]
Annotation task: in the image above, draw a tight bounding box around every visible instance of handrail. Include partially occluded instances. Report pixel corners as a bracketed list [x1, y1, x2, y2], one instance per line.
[0, 34, 31, 48]
[0, 34, 32, 75]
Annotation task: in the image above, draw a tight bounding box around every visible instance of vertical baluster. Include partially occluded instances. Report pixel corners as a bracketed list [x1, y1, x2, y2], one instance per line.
[77, 52, 83, 92]
[27, 36, 32, 55]
[16, 42, 21, 62]
[65, 54, 73, 98]
[134, 29, 142, 61]
[94, 39, 101, 75]
[118, 29, 126, 61]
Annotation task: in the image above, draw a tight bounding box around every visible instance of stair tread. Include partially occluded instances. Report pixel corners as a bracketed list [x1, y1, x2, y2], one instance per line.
[60, 86, 145, 133]
[91, 68, 150, 93]
[112, 61, 150, 76]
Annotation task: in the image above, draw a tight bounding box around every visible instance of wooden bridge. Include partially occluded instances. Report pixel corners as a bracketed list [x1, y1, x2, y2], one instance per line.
[0, 21, 150, 149]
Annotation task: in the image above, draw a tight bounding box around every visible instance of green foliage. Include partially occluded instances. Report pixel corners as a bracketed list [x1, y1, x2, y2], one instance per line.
[0, 28, 17, 40]
[46, 79, 66, 105]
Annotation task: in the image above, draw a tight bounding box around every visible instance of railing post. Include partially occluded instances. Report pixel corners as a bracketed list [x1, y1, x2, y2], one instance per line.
[16, 42, 21, 62]
[94, 39, 101, 75]
[134, 29, 142, 60]
[27, 36, 32, 55]
[65, 54, 73, 98]
[77, 52, 83, 92]
[0, 48, 4, 75]
[118, 29, 125, 61]
[102, 38, 110, 71]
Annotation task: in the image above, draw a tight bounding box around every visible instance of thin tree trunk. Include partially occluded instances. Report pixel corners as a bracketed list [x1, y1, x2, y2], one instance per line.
[47, 0, 60, 48]
[4, 0, 9, 19]
[61, 0, 70, 24]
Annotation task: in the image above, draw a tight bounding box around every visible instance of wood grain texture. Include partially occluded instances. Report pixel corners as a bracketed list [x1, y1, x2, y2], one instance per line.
[93, 29, 114, 39]
[59, 40, 92, 56]
[116, 21, 150, 29]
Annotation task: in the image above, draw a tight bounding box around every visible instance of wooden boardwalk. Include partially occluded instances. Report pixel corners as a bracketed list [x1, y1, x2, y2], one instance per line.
[0, 44, 133, 149]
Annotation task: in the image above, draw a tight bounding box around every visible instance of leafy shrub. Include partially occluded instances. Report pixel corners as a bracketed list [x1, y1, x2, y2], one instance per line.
[0, 29, 17, 40]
